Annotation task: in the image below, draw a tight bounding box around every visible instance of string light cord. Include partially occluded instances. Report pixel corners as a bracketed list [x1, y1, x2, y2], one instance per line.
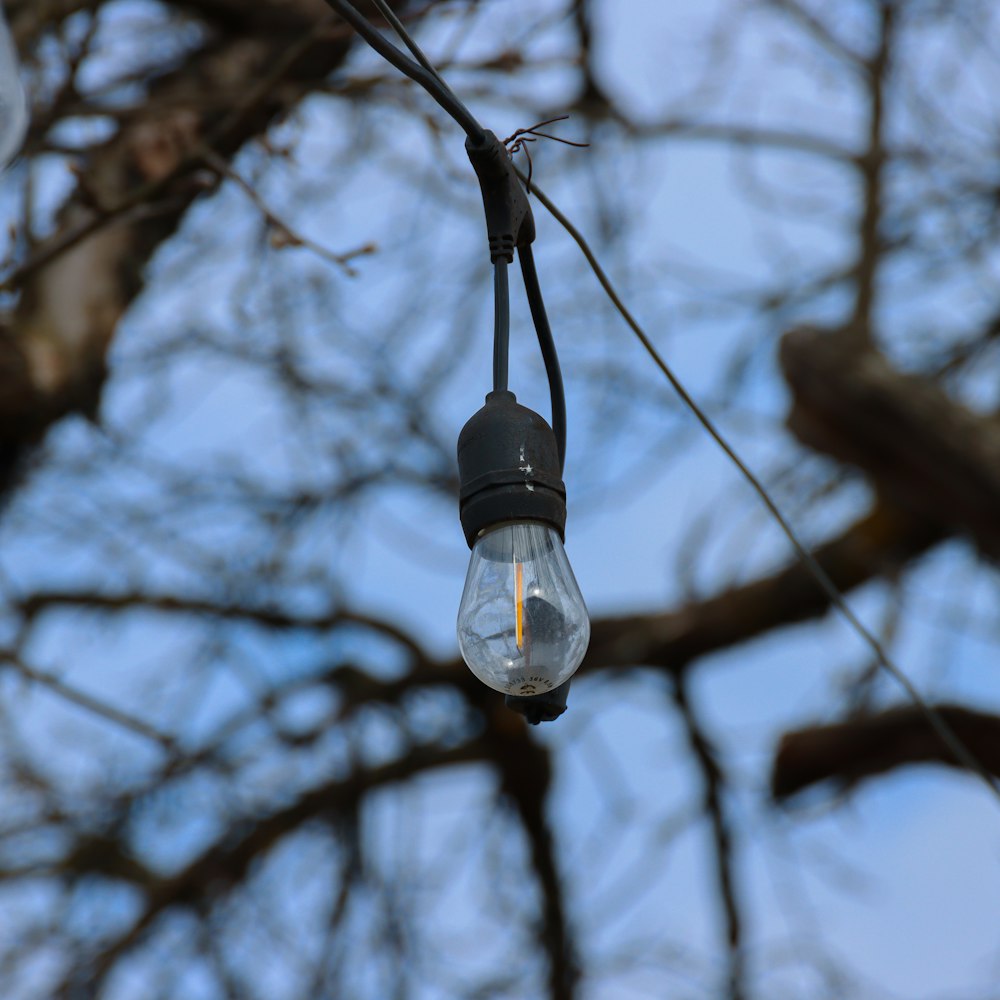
[320, 0, 485, 142]
[492, 257, 510, 392]
[327, 2, 552, 427]
[518, 169, 1000, 802]
[367, 0, 454, 91]
[519, 244, 567, 473]
[326, 2, 553, 449]
[339, 3, 569, 469]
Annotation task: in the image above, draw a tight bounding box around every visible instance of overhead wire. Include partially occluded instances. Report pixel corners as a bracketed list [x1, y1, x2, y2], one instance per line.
[492, 258, 510, 393]
[519, 244, 567, 473]
[519, 169, 1000, 802]
[327, 0, 1000, 801]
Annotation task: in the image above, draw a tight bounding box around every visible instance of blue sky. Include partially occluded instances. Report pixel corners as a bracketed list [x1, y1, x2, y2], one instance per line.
[3, 1, 1000, 997]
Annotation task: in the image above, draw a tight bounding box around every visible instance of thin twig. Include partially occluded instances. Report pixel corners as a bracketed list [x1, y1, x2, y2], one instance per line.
[202, 150, 376, 276]
[1, 14, 352, 293]
[0, 649, 174, 748]
[672, 677, 745, 1000]
[851, 3, 893, 338]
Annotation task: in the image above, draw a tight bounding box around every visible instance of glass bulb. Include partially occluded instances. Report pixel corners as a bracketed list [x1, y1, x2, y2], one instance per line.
[0, 3, 26, 170]
[457, 521, 590, 696]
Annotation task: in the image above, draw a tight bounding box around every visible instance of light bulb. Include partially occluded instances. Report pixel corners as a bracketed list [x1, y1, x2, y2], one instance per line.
[457, 520, 590, 696]
[0, 3, 26, 170]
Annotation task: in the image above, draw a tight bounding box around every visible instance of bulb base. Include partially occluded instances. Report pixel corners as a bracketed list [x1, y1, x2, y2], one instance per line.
[457, 391, 566, 548]
[504, 678, 571, 725]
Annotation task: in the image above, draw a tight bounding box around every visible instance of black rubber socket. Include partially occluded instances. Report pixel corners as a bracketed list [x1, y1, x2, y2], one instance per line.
[457, 390, 566, 548]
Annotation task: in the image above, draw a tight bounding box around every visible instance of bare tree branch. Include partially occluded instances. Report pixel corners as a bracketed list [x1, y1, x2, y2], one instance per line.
[851, 2, 894, 340]
[586, 502, 942, 676]
[673, 676, 745, 1000]
[772, 704, 1000, 800]
[781, 325, 1000, 558]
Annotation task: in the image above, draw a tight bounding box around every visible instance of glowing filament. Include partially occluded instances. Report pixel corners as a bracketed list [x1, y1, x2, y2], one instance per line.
[515, 562, 524, 649]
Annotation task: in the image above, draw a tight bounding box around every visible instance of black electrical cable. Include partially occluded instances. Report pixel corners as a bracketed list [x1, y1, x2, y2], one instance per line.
[322, 0, 485, 143]
[492, 257, 510, 393]
[331, 0, 566, 470]
[367, 0, 448, 85]
[330, 0, 562, 446]
[519, 244, 566, 474]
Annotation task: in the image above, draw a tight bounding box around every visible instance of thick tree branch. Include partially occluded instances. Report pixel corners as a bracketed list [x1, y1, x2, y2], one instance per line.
[493, 726, 578, 1000]
[781, 326, 1000, 558]
[585, 501, 941, 676]
[1, 0, 414, 479]
[59, 737, 491, 996]
[772, 704, 1000, 800]
[19, 494, 943, 717]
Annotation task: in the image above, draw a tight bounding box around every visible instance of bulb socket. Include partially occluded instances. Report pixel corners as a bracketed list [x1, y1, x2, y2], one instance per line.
[457, 391, 566, 548]
[504, 678, 571, 724]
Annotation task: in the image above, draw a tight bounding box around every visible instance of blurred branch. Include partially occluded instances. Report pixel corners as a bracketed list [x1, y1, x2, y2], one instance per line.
[493, 725, 578, 1000]
[760, 0, 867, 71]
[0, 0, 399, 482]
[59, 736, 492, 996]
[521, 173, 992, 801]
[20, 493, 942, 699]
[772, 704, 1000, 800]
[586, 502, 941, 676]
[0, 648, 175, 748]
[781, 325, 1000, 559]
[851, 2, 894, 339]
[19, 592, 434, 663]
[631, 119, 858, 164]
[21, 494, 943, 695]
[202, 149, 377, 275]
[672, 677, 744, 1000]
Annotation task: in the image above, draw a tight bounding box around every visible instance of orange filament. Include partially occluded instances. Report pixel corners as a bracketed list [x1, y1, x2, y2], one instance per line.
[515, 562, 524, 649]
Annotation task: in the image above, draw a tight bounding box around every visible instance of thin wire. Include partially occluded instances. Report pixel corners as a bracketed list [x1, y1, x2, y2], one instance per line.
[367, 0, 447, 85]
[327, 0, 1000, 802]
[519, 244, 566, 473]
[321, 0, 485, 142]
[493, 257, 510, 393]
[520, 170, 1000, 803]
[503, 115, 590, 193]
